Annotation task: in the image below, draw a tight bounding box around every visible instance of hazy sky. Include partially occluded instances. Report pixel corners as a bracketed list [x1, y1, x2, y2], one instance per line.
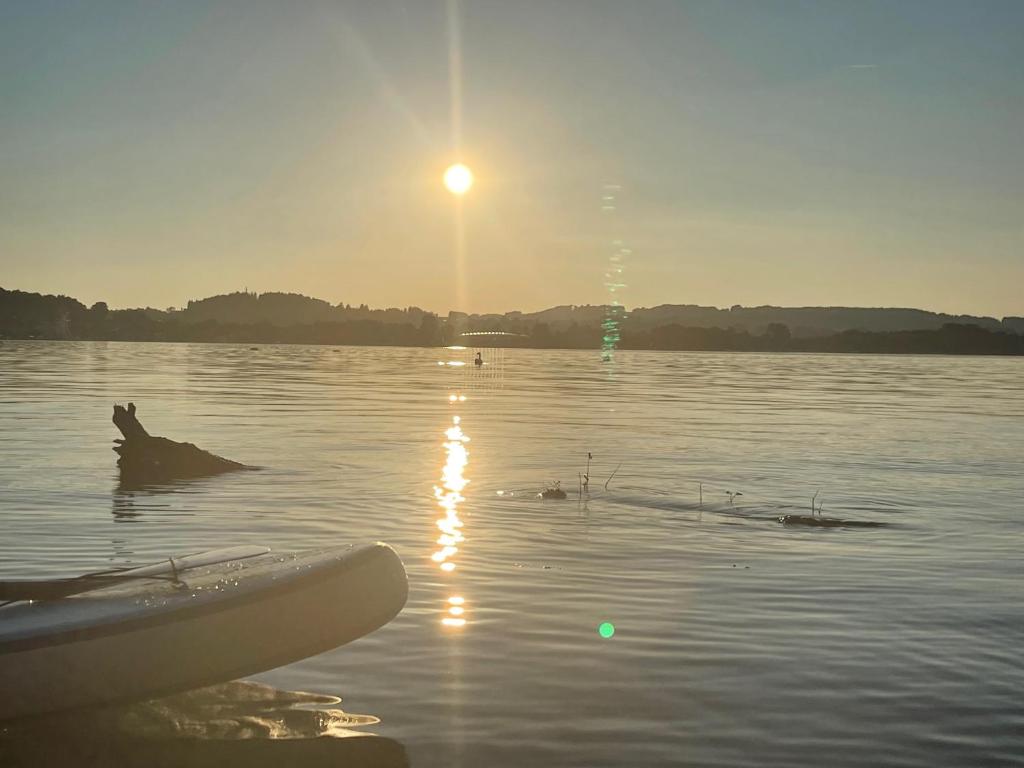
[2, 1, 1022, 316]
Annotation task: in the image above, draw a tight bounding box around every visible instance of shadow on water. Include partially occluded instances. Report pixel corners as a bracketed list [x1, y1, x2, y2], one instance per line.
[111, 469, 235, 520]
[111, 476, 197, 521]
[114, 467, 202, 495]
[492, 484, 895, 530]
[0, 680, 408, 768]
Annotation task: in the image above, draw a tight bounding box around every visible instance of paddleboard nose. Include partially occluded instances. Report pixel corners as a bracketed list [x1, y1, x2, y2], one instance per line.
[0, 542, 410, 720]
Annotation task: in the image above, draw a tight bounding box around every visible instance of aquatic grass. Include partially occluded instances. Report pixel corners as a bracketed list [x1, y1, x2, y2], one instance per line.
[811, 490, 824, 516]
[604, 463, 621, 491]
[583, 454, 621, 498]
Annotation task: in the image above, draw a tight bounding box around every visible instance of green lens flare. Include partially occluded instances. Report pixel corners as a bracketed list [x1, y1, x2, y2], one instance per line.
[598, 622, 615, 639]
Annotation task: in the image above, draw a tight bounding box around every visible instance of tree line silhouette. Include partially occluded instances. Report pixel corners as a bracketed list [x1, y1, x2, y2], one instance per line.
[2, 287, 1022, 355]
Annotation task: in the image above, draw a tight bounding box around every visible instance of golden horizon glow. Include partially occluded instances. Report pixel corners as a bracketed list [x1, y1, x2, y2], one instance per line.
[443, 163, 474, 195]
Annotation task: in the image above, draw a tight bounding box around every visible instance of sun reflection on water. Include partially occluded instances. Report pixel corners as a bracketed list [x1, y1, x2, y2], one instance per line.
[433, 399, 470, 629]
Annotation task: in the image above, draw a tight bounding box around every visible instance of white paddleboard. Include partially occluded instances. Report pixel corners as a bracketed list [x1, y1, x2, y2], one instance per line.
[0, 543, 407, 720]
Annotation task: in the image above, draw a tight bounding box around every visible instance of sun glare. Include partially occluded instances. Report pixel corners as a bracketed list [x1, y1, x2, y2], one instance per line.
[443, 163, 473, 195]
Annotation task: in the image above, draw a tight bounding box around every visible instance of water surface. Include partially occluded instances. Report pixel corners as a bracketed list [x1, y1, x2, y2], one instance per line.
[1, 341, 1022, 766]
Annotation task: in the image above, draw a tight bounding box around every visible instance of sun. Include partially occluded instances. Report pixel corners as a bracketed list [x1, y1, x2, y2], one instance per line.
[443, 163, 473, 195]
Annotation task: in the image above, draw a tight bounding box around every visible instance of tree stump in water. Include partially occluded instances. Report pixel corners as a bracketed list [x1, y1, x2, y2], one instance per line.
[113, 402, 246, 483]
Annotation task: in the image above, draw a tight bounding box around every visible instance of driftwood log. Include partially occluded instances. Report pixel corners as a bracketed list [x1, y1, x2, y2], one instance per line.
[113, 402, 245, 482]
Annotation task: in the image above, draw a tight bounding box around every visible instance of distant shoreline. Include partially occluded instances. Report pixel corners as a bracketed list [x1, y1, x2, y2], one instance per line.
[3, 286, 1022, 356]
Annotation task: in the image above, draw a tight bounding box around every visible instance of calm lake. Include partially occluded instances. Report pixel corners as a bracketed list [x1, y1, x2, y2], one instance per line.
[1, 340, 1022, 766]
